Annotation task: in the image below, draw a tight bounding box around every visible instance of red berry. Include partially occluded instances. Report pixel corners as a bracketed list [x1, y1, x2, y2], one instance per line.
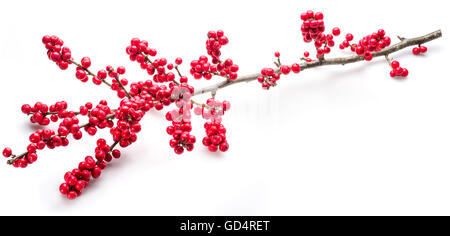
[67, 175, 77, 186]
[315, 12, 324, 20]
[21, 104, 31, 114]
[219, 142, 229, 152]
[280, 65, 291, 75]
[391, 61, 400, 69]
[345, 33, 354, 41]
[291, 63, 301, 73]
[97, 69, 107, 79]
[332, 27, 341, 36]
[3, 147, 12, 158]
[112, 149, 121, 159]
[29, 133, 41, 143]
[67, 191, 78, 200]
[117, 66, 126, 74]
[208, 144, 218, 152]
[81, 57, 91, 68]
[402, 68, 409, 77]
[419, 46, 427, 53]
[59, 183, 70, 195]
[174, 146, 184, 154]
[91, 167, 102, 178]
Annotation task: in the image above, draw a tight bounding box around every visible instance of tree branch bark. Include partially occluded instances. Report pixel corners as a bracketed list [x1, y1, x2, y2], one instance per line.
[193, 29, 442, 96]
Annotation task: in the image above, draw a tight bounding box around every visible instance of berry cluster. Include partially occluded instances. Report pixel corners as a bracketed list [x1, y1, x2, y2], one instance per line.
[56, 112, 83, 140]
[21, 101, 69, 125]
[146, 58, 176, 83]
[190, 56, 239, 81]
[203, 30, 239, 80]
[340, 29, 391, 61]
[190, 56, 213, 80]
[128, 79, 193, 111]
[59, 137, 120, 200]
[258, 68, 280, 90]
[206, 30, 229, 63]
[84, 100, 115, 136]
[166, 117, 196, 154]
[202, 121, 229, 152]
[111, 99, 147, 148]
[300, 10, 325, 43]
[3, 145, 39, 168]
[299, 11, 340, 58]
[42, 35, 71, 70]
[389, 60, 409, 78]
[126, 38, 157, 63]
[412, 46, 428, 55]
[165, 85, 197, 154]
[216, 59, 239, 80]
[126, 37, 178, 84]
[13, 128, 70, 168]
[257, 52, 302, 90]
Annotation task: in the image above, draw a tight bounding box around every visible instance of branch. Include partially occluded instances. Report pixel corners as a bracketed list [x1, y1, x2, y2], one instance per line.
[193, 30, 442, 96]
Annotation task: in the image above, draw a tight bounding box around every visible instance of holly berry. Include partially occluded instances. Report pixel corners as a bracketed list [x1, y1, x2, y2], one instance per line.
[291, 63, 301, 73]
[81, 57, 91, 68]
[332, 27, 341, 36]
[2, 147, 12, 158]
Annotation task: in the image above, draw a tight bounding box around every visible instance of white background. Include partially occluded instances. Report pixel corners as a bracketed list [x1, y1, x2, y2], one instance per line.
[0, 0, 448, 216]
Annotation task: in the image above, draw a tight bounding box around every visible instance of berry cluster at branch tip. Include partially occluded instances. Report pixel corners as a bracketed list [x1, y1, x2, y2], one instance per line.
[389, 60, 409, 78]
[300, 10, 339, 58]
[166, 117, 196, 154]
[42, 35, 71, 70]
[204, 30, 239, 80]
[202, 121, 229, 152]
[59, 138, 121, 200]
